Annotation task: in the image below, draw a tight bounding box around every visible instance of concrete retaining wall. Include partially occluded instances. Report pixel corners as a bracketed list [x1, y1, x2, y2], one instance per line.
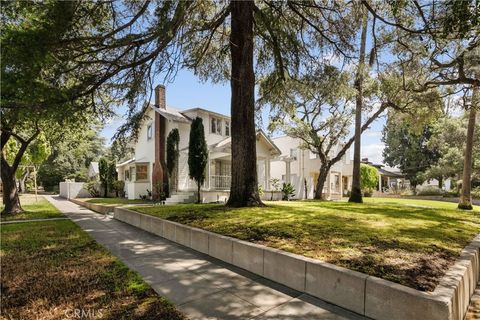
[69, 198, 115, 215]
[72, 200, 478, 320]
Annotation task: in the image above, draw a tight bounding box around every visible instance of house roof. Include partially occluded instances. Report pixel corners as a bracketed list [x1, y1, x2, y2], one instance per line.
[116, 158, 135, 168]
[209, 130, 281, 157]
[150, 104, 190, 123]
[378, 167, 404, 177]
[181, 107, 230, 119]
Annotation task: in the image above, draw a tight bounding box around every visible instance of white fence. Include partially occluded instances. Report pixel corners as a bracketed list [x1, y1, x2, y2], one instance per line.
[59, 182, 91, 199]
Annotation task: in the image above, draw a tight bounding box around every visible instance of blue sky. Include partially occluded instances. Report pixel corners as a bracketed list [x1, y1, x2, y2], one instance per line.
[101, 68, 387, 163]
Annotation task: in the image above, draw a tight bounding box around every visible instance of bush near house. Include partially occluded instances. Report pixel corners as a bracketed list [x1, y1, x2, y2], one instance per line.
[360, 163, 378, 197]
[416, 185, 445, 196]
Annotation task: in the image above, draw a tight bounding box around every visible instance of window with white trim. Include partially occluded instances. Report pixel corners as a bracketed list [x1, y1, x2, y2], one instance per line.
[136, 164, 148, 181]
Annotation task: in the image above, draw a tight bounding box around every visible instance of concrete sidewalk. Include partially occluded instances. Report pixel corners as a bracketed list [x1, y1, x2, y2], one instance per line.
[45, 195, 364, 320]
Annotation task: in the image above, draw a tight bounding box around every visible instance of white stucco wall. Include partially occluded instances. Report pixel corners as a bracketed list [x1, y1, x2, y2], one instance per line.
[59, 182, 91, 199]
[270, 136, 353, 199]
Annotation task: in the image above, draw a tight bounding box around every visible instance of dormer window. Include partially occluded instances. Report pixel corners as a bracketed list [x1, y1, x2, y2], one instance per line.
[225, 121, 230, 136]
[211, 117, 222, 135]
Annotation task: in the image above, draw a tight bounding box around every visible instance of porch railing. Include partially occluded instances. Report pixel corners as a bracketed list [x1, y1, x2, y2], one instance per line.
[210, 175, 231, 190]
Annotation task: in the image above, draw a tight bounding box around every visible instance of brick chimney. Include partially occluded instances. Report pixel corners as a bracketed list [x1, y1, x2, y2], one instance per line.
[152, 85, 168, 199]
[155, 85, 165, 109]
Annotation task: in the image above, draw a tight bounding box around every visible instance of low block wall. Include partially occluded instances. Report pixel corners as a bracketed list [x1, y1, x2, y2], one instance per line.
[70, 200, 478, 320]
[69, 199, 114, 215]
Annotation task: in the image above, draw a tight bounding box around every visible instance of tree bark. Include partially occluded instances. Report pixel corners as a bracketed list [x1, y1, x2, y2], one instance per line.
[349, 9, 368, 204]
[18, 167, 30, 193]
[1, 129, 39, 215]
[1, 157, 23, 214]
[226, 0, 263, 207]
[458, 86, 478, 210]
[197, 183, 201, 204]
[314, 166, 330, 200]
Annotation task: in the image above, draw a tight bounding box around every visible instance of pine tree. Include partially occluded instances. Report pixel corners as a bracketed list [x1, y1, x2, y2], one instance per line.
[188, 118, 208, 203]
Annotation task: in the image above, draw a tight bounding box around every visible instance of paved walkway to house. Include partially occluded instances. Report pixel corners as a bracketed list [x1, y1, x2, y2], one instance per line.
[466, 283, 480, 320]
[45, 195, 364, 320]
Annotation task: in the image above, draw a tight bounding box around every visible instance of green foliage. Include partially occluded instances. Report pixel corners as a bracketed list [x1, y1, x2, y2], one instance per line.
[258, 184, 265, 197]
[281, 183, 295, 201]
[84, 181, 100, 198]
[37, 127, 105, 191]
[98, 157, 116, 198]
[111, 180, 125, 198]
[382, 116, 440, 188]
[270, 178, 281, 200]
[472, 187, 480, 200]
[360, 164, 379, 194]
[416, 186, 445, 196]
[423, 114, 480, 183]
[188, 117, 208, 202]
[166, 128, 180, 175]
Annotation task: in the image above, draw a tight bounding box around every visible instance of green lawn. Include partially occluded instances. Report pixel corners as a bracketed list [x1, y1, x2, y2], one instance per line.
[86, 198, 152, 206]
[364, 197, 480, 210]
[1, 200, 185, 320]
[132, 199, 480, 291]
[1, 195, 65, 221]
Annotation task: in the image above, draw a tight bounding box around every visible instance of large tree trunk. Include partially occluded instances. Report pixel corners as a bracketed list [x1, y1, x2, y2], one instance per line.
[19, 167, 30, 193]
[314, 166, 330, 200]
[226, 0, 263, 207]
[349, 9, 368, 204]
[458, 87, 477, 210]
[1, 159, 23, 215]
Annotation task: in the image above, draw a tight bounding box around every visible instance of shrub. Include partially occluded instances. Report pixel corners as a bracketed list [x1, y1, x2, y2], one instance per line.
[269, 178, 281, 201]
[472, 187, 480, 200]
[111, 180, 125, 198]
[363, 189, 373, 197]
[258, 184, 265, 197]
[281, 183, 295, 201]
[360, 164, 378, 194]
[416, 186, 445, 196]
[84, 181, 100, 197]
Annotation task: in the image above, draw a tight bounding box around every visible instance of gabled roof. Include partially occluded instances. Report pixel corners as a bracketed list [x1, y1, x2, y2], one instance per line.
[150, 104, 190, 123]
[378, 167, 404, 177]
[256, 129, 282, 156]
[181, 107, 230, 120]
[209, 130, 281, 157]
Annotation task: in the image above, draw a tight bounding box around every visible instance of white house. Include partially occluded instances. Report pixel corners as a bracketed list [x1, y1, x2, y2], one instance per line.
[269, 136, 354, 200]
[116, 85, 281, 202]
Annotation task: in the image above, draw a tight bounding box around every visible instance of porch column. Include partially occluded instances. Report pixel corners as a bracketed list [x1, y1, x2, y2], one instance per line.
[378, 172, 382, 192]
[285, 160, 291, 184]
[207, 152, 211, 190]
[265, 158, 270, 190]
[387, 177, 391, 190]
[339, 172, 343, 196]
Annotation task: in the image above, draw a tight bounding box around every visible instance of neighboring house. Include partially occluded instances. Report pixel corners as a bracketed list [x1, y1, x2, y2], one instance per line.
[116, 85, 281, 202]
[361, 159, 409, 192]
[419, 178, 452, 190]
[269, 136, 354, 200]
[88, 162, 99, 180]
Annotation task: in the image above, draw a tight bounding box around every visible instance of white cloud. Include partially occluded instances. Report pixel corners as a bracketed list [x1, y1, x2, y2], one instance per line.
[361, 143, 385, 164]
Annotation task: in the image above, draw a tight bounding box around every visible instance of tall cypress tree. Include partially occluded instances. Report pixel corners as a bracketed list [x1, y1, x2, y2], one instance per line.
[188, 117, 208, 203]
